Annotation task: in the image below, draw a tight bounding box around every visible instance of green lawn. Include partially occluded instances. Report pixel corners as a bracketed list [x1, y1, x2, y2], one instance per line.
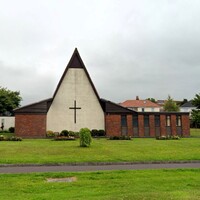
[190, 128, 200, 137]
[0, 169, 199, 200]
[0, 137, 199, 164]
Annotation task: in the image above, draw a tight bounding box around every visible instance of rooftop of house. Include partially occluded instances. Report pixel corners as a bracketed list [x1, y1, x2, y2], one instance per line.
[181, 101, 196, 108]
[120, 99, 161, 108]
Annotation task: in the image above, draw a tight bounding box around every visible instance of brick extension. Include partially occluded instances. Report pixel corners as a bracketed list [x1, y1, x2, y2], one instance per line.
[15, 114, 46, 138]
[105, 113, 190, 137]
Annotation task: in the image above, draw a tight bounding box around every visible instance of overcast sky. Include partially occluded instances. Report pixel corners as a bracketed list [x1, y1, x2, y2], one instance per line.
[0, 0, 200, 106]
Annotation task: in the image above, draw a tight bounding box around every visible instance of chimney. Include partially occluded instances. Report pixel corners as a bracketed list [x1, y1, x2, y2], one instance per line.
[136, 96, 139, 100]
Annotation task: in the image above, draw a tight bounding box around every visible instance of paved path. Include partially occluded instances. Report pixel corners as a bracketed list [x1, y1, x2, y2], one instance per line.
[0, 163, 200, 174]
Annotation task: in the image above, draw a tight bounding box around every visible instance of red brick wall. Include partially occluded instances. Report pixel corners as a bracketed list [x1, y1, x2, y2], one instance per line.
[160, 115, 166, 136]
[171, 115, 177, 136]
[149, 115, 155, 137]
[15, 114, 46, 138]
[127, 115, 133, 136]
[138, 115, 144, 137]
[105, 114, 121, 137]
[182, 114, 190, 137]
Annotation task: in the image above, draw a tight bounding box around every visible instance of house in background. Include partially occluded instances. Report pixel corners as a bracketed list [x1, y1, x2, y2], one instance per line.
[120, 96, 161, 112]
[180, 101, 196, 116]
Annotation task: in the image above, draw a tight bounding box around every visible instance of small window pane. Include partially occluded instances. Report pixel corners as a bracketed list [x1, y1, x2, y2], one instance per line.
[155, 115, 160, 127]
[121, 115, 127, 127]
[166, 115, 171, 126]
[133, 115, 138, 127]
[144, 115, 149, 127]
[176, 115, 181, 126]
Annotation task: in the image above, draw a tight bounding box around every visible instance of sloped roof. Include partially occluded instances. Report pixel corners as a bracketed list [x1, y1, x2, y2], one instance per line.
[181, 101, 195, 108]
[53, 48, 100, 100]
[100, 99, 137, 114]
[120, 100, 160, 108]
[14, 98, 52, 114]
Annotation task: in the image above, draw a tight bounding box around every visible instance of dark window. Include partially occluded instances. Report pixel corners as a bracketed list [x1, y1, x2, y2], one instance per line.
[132, 115, 138, 127]
[155, 115, 160, 127]
[166, 115, 171, 126]
[144, 115, 149, 127]
[121, 115, 127, 127]
[176, 115, 181, 127]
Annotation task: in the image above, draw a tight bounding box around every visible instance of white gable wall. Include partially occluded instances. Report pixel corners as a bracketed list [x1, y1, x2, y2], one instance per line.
[47, 68, 105, 132]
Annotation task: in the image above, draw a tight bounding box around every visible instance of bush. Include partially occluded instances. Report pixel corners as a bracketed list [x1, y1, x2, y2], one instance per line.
[54, 136, 75, 141]
[7, 136, 22, 141]
[0, 135, 22, 141]
[0, 135, 5, 141]
[98, 129, 106, 136]
[9, 127, 15, 133]
[60, 130, 69, 137]
[46, 130, 55, 138]
[79, 128, 92, 147]
[68, 131, 79, 138]
[91, 129, 106, 137]
[109, 136, 132, 140]
[156, 135, 180, 140]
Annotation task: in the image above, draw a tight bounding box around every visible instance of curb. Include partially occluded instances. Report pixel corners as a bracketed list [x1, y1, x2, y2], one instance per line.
[1, 160, 200, 167]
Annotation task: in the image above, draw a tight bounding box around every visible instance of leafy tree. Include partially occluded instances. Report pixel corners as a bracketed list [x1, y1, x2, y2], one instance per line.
[146, 98, 156, 103]
[192, 93, 200, 109]
[0, 87, 22, 115]
[191, 93, 200, 128]
[163, 95, 180, 112]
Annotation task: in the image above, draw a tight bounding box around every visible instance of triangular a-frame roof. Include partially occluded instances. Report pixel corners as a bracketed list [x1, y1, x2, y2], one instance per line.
[52, 48, 100, 100]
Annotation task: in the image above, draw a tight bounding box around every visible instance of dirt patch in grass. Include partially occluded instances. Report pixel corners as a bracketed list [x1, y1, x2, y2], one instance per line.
[46, 177, 77, 183]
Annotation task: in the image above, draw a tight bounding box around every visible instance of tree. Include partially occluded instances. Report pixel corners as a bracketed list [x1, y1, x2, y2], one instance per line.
[192, 93, 200, 109]
[146, 98, 156, 103]
[0, 87, 22, 116]
[163, 95, 180, 112]
[191, 93, 200, 128]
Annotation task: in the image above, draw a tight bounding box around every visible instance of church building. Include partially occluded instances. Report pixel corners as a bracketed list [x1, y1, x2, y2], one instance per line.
[14, 49, 190, 138]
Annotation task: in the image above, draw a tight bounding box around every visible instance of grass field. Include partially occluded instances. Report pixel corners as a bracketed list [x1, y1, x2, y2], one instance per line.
[0, 169, 199, 200]
[0, 136, 199, 164]
[190, 128, 200, 137]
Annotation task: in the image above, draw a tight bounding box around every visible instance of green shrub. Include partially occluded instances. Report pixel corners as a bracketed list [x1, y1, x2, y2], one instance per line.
[0, 135, 22, 141]
[68, 131, 79, 138]
[156, 135, 180, 140]
[7, 136, 22, 141]
[46, 130, 55, 138]
[91, 129, 106, 137]
[98, 129, 106, 136]
[60, 130, 69, 137]
[79, 128, 92, 147]
[0, 135, 5, 141]
[54, 136, 75, 141]
[109, 136, 132, 140]
[91, 129, 98, 137]
[9, 127, 15, 133]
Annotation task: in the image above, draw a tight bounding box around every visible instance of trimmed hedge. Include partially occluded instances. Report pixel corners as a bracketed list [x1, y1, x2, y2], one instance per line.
[91, 129, 106, 137]
[156, 135, 180, 140]
[109, 136, 132, 140]
[0, 135, 22, 141]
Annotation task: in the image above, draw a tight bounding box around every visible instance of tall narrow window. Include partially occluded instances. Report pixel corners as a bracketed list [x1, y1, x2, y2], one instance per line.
[132, 115, 138, 127]
[166, 115, 171, 126]
[144, 115, 149, 127]
[176, 115, 181, 127]
[121, 115, 127, 127]
[155, 115, 160, 127]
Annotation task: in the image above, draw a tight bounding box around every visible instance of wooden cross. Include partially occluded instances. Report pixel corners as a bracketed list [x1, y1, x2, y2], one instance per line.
[69, 100, 81, 123]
